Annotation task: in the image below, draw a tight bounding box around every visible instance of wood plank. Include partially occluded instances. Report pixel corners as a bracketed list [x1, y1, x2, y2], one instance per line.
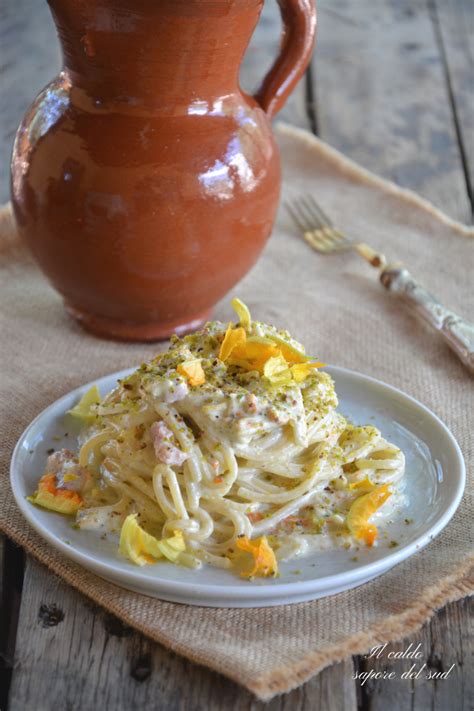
[9, 558, 357, 711]
[0, 536, 3, 611]
[313, 0, 472, 711]
[432, 0, 474, 209]
[0, 537, 25, 711]
[313, 2, 472, 706]
[354, 598, 473, 711]
[312, 0, 472, 222]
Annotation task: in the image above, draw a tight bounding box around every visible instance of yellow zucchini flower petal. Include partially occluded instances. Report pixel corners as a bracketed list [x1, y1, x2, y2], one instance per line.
[177, 359, 206, 386]
[346, 484, 392, 546]
[291, 362, 326, 382]
[231, 297, 252, 330]
[119, 514, 185, 566]
[68, 385, 101, 424]
[263, 355, 293, 386]
[234, 535, 278, 578]
[218, 325, 247, 362]
[28, 474, 83, 515]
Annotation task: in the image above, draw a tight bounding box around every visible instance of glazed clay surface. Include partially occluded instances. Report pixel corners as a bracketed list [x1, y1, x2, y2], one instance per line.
[11, 0, 316, 340]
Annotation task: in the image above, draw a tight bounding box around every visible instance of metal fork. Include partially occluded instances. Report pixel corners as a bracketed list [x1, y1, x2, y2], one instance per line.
[286, 194, 474, 374]
[286, 194, 390, 268]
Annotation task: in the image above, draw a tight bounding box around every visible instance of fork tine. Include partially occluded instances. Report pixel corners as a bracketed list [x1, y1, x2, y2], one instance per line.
[299, 195, 325, 229]
[319, 233, 341, 251]
[305, 194, 334, 227]
[286, 197, 326, 234]
[306, 228, 338, 253]
[286, 199, 320, 233]
[299, 202, 339, 244]
[303, 196, 349, 248]
[324, 228, 346, 247]
[285, 200, 313, 233]
[286, 194, 353, 255]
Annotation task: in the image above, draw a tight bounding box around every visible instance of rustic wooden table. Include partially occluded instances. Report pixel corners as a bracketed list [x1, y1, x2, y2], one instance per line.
[1, 1, 472, 709]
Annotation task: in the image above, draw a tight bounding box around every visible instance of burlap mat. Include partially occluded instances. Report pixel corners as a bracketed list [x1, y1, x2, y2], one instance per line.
[1, 124, 473, 700]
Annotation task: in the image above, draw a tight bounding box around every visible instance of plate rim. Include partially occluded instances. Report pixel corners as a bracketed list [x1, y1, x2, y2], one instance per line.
[10, 366, 466, 602]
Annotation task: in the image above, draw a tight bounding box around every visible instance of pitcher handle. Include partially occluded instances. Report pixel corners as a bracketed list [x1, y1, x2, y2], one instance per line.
[253, 0, 316, 119]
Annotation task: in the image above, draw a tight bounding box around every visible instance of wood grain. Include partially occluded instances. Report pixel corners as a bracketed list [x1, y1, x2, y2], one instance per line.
[432, 0, 474, 211]
[312, 0, 472, 222]
[0, 537, 24, 711]
[354, 597, 473, 711]
[312, 0, 473, 704]
[9, 558, 357, 711]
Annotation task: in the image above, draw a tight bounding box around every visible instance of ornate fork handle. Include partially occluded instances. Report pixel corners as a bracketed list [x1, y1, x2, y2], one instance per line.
[380, 266, 474, 374]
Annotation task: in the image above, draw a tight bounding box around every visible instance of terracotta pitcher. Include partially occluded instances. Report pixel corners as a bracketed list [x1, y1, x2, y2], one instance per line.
[11, 0, 316, 340]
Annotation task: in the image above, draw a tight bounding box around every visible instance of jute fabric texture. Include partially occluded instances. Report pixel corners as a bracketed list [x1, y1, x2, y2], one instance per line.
[1, 124, 472, 700]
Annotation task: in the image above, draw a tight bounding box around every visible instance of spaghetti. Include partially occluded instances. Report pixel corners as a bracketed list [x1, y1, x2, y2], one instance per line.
[29, 299, 405, 578]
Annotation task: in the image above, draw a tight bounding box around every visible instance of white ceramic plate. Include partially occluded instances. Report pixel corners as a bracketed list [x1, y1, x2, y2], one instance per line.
[10, 367, 465, 607]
